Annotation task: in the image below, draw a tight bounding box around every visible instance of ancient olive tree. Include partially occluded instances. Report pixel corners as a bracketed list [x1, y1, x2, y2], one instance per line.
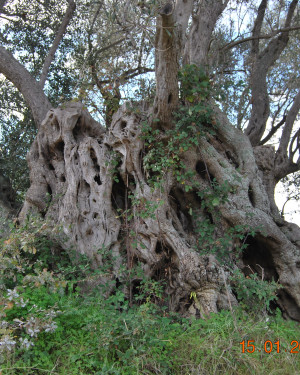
[1, 0, 300, 320]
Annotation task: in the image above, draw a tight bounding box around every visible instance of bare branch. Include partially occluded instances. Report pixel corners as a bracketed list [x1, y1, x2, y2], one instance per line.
[275, 125, 300, 180]
[0, 14, 13, 22]
[89, 1, 104, 32]
[259, 2, 298, 69]
[289, 128, 300, 161]
[94, 37, 127, 59]
[0, 45, 52, 127]
[39, 0, 76, 88]
[277, 91, 300, 156]
[120, 67, 155, 82]
[221, 26, 300, 52]
[281, 196, 292, 219]
[259, 91, 292, 144]
[245, 0, 298, 146]
[92, 67, 154, 86]
[259, 116, 286, 146]
[284, 0, 298, 28]
[251, 0, 268, 57]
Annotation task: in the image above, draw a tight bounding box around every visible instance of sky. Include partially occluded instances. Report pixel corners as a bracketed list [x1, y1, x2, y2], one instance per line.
[275, 182, 300, 225]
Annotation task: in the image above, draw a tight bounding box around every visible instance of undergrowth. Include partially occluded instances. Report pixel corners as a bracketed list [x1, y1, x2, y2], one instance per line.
[1, 292, 300, 375]
[0, 217, 299, 375]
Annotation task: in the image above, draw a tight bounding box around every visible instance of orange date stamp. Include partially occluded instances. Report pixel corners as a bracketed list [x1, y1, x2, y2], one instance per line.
[240, 340, 300, 353]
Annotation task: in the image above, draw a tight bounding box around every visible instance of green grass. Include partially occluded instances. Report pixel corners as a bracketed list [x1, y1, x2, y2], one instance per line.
[1, 289, 300, 375]
[1, 220, 299, 375]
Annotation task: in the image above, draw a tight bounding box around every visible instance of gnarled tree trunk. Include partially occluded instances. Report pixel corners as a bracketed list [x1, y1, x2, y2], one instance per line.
[18, 99, 300, 320]
[1, 0, 300, 320]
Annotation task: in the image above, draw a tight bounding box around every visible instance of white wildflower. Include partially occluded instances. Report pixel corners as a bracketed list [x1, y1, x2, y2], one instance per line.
[0, 336, 16, 351]
[6, 289, 19, 301]
[15, 297, 27, 307]
[25, 317, 40, 337]
[27, 327, 40, 337]
[44, 321, 58, 332]
[13, 318, 24, 327]
[19, 337, 34, 350]
[45, 310, 57, 318]
[0, 321, 8, 328]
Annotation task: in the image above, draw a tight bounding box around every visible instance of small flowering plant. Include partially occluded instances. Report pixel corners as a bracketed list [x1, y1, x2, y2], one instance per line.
[0, 286, 61, 354]
[0, 217, 65, 357]
[0, 215, 90, 363]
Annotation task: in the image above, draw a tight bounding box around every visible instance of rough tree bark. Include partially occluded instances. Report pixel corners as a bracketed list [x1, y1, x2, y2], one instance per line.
[0, 46, 52, 127]
[153, 1, 180, 127]
[1, 0, 300, 320]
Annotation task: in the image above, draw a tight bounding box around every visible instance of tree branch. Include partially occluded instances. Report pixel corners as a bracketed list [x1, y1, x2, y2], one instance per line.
[245, 0, 298, 146]
[284, 0, 298, 27]
[221, 26, 300, 52]
[259, 0, 298, 69]
[174, 0, 193, 52]
[89, 1, 104, 32]
[277, 91, 300, 157]
[0, 46, 52, 127]
[259, 116, 286, 145]
[153, 1, 179, 128]
[289, 129, 300, 161]
[183, 0, 229, 66]
[251, 0, 268, 57]
[258, 89, 293, 145]
[91, 67, 154, 86]
[39, 0, 76, 88]
[93, 37, 127, 59]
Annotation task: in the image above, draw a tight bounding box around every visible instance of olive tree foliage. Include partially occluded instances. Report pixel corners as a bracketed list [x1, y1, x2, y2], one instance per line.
[0, 0, 79, 195]
[1, 0, 300, 320]
[212, 1, 300, 132]
[0, 0, 156, 194]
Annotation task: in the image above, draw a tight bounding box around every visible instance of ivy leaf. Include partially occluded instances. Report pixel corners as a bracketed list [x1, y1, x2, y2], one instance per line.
[186, 95, 194, 103]
[212, 198, 220, 207]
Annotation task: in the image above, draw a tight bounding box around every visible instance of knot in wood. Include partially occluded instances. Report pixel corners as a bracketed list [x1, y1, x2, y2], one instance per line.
[159, 2, 173, 16]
